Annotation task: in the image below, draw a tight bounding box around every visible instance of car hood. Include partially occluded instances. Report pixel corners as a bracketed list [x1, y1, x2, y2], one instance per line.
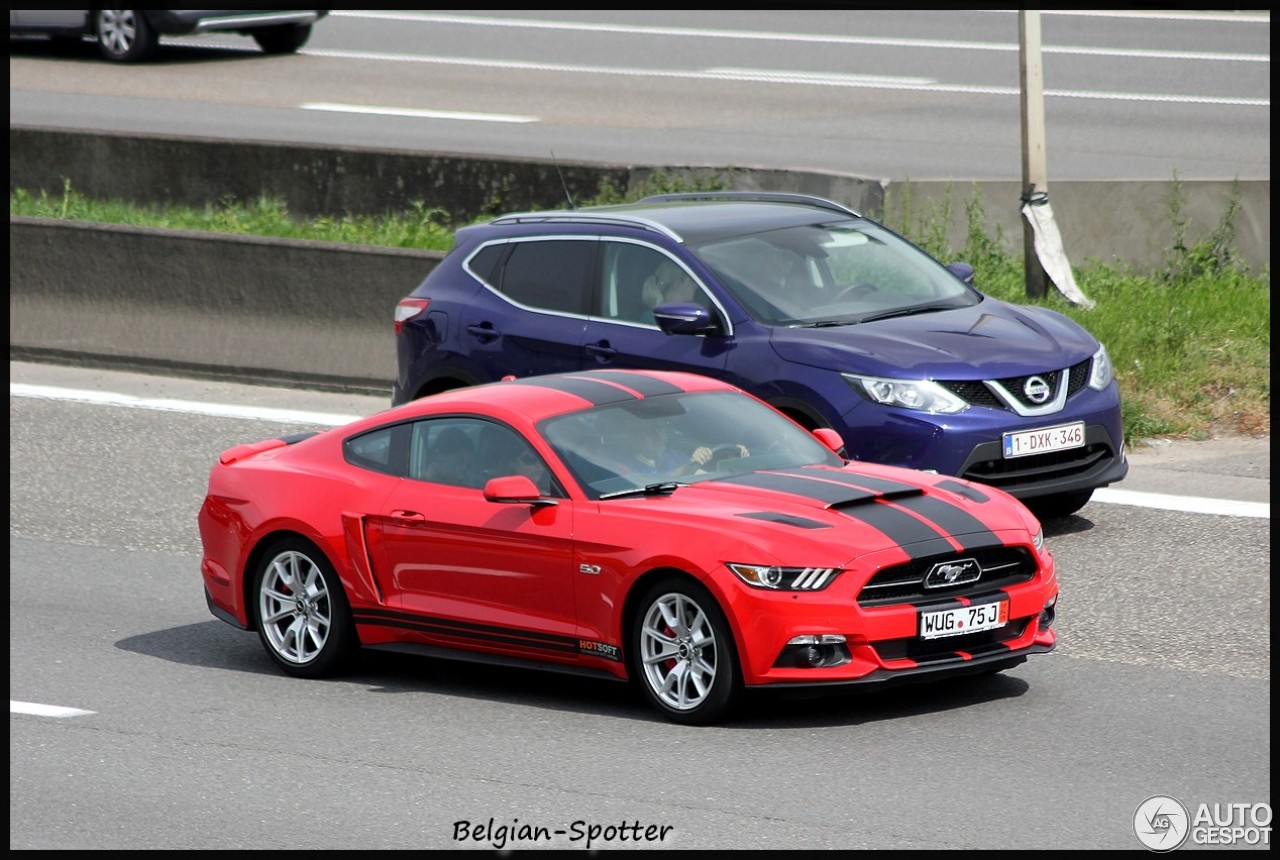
[603, 463, 1037, 568]
[769, 297, 1097, 377]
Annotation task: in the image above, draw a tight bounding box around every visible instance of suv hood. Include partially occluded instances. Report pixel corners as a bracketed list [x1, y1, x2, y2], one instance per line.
[770, 297, 1097, 378]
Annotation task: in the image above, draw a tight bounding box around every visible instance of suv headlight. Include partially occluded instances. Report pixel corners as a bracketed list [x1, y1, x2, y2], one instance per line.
[1088, 343, 1114, 390]
[728, 564, 839, 591]
[843, 373, 969, 414]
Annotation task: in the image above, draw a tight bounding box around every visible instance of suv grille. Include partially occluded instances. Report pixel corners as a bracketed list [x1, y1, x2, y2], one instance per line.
[857, 545, 1037, 607]
[940, 358, 1091, 411]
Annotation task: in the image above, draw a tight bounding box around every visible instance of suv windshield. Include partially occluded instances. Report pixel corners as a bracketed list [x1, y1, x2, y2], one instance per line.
[689, 219, 978, 325]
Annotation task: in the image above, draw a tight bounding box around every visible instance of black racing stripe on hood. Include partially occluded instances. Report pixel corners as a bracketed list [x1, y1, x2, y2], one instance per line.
[936, 479, 990, 504]
[833, 502, 956, 559]
[889, 495, 1001, 551]
[737, 511, 832, 530]
[576, 370, 685, 397]
[808, 469, 924, 496]
[508, 376, 639, 406]
[721, 472, 882, 505]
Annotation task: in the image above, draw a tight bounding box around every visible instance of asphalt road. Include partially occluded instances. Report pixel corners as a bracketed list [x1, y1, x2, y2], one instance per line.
[8, 9, 1270, 181]
[9, 361, 1270, 850]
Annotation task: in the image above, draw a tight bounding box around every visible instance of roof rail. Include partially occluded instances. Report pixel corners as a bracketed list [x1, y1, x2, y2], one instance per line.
[636, 191, 861, 218]
[488, 211, 682, 242]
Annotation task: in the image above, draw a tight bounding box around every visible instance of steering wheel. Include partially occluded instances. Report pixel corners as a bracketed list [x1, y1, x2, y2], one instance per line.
[832, 282, 879, 302]
[704, 444, 746, 468]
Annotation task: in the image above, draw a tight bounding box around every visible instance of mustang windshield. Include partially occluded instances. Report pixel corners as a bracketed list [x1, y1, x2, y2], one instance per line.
[689, 219, 979, 326]
[540, 390, 842, 500]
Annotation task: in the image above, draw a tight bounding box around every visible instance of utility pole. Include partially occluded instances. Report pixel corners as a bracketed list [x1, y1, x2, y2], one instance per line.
[1019, 10, 1049, 300]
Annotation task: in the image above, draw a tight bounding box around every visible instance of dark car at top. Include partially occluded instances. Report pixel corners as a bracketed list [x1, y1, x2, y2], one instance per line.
[393, 192, 1127, 519]
[9, 9, 327, 62]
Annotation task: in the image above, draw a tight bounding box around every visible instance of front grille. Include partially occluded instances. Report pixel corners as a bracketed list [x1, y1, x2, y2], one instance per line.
[857, 546, 1037, 607]
[872, 619, 1030, 662]
[939, 358, 1091, 412]
[962, 442, 1114, 488]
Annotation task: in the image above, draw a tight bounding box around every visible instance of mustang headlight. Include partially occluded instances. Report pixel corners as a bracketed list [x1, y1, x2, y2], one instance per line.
[1088, 343, 1114, 390]
[728, 563, 839, 591]
[843, 373, 969, 414]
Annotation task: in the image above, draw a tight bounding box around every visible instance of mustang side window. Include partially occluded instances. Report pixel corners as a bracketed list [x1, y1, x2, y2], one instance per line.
[343, 424, 410, 476]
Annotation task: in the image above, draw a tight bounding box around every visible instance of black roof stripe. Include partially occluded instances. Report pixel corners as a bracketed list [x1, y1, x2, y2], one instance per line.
[574, 370, 685, 397]
[507, 375, 640, 406]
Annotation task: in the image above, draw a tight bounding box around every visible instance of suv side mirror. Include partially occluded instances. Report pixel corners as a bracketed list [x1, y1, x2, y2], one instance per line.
[654, 302, 721, 335]
[946, 262, 975, 285]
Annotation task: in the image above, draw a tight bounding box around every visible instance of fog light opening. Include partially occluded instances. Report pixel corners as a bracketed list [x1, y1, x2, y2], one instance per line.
[1039, 596, 1057, 630]
[777, 634, 851, 669]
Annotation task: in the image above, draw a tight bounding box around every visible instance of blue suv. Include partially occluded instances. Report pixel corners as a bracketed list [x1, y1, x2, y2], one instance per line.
[393, 192, 1127, 518]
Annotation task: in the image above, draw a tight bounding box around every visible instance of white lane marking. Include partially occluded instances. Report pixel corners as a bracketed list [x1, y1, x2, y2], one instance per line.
[328, 11, 1271, 62]
[300, 102, 538, 123]
[296, 49, 1268, 108]
[1092, 488, 1268, 519]
[11, 382, 1268, 519]
[11, 700, 95, 718]
[10, 383, 359, 426]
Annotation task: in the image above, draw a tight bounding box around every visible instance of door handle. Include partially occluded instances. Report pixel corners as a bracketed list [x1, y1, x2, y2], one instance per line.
[585, 341, 617, 359]
[466, 324, 501, 342]
[390, 509, 426, 523]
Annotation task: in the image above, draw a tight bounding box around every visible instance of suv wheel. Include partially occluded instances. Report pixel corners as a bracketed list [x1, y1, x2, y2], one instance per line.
[252, 23, 312, 54]
[95, 10, 158, 62]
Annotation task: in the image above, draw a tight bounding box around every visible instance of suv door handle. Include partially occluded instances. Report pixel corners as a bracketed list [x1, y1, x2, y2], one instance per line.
[466, 323, 501, 342]
[585, 341, 617, 359]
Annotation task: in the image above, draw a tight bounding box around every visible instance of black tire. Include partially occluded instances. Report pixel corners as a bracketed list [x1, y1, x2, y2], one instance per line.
[252, 23, 312, 54]
[94, 10, 157, 62]
[252, 536, 357, 678]
[630, 577, 741, 725]
[1025, 489, 1094, 520]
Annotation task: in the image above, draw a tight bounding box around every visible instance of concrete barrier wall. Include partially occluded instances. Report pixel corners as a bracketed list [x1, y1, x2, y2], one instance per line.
[8, 126, 1270, 392]
[10, 126, 1269, 272]
[9, 217, 440, 392]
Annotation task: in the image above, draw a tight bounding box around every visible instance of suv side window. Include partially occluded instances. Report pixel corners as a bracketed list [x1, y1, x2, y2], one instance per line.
[494, 239, 594, 315]
[599, 241, 710, 324]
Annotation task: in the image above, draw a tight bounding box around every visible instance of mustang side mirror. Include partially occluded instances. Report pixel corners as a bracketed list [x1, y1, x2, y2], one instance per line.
[812, 427, 847, 457]
[483, 474, 556, 506]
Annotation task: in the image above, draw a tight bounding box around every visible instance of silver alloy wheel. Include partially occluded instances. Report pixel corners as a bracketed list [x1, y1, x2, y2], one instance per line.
[258, 549, 333, 665]
[639, 591, 720, 711]
[96, 10, 138, 57]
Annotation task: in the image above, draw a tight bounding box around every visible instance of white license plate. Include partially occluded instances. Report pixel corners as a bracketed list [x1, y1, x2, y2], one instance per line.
[1002, 421, 1085, 458]
[919, 601, 1008, 640]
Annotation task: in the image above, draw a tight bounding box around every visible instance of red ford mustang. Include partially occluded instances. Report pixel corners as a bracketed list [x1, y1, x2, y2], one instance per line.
[199, 369, 1057, 724]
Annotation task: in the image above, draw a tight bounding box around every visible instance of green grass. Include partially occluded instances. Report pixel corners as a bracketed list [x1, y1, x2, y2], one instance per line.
[11, 177, 1270, 445]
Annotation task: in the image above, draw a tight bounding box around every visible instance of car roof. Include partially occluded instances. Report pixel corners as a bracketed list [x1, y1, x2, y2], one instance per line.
[381, 369, 737, 427]
[484, 192, 864, 245]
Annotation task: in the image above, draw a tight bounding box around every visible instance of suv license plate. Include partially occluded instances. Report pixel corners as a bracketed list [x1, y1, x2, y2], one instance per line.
[1002, 421, 1085, 458]
[920, 601, 1008, 640]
